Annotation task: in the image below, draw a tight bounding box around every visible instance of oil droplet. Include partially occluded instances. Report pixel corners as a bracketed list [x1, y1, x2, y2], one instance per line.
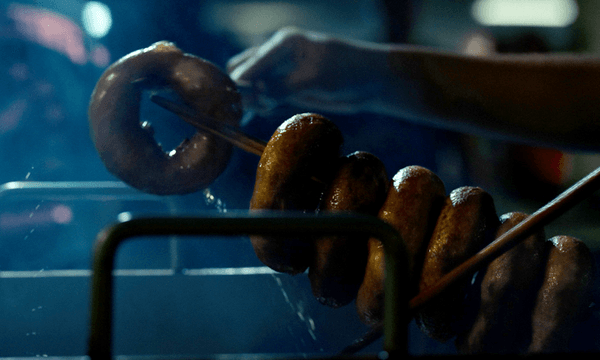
[33, 269, 44, 277]
[25, 166, 34, 180]
[52, 205, 73, 224]
[202, 188, 227, 213]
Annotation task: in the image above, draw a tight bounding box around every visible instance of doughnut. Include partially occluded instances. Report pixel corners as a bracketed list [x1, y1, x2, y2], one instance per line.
[246, 115, 595, 354]
[309, 151, 388, 308]
[88, 41, 242, 195]
[456, 212, 548, 354]
[415, 186, 499, 341]
[249, 113, 343, 274]
[528, 235, 595, 353]
[356, 165, 446, 325]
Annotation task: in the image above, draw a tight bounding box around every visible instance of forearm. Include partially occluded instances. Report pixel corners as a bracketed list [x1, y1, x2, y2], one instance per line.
[353, 42, 600, 149]
[229, 28, 600, 149]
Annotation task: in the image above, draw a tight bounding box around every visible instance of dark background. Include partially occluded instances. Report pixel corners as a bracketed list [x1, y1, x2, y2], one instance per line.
[0, 0, 599, 357]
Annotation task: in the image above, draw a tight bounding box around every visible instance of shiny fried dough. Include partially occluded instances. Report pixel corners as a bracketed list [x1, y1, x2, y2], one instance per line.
[456, 212, 547, 354]
[529, 235, 595, 353]
[89, 41, 242, 194]
[246, 114, 595, 354]
[416, 187, 498, 341]
[249, 113, 343, 274]
[310, 151, 389, 308]
[356, 166, 445, 325]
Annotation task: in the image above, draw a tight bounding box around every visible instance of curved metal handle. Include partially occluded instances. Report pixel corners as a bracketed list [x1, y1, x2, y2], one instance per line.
[87, 212, 408, 360]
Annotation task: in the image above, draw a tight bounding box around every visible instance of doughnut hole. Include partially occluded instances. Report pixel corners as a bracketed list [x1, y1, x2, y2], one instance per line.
[139, 90, 198, 156]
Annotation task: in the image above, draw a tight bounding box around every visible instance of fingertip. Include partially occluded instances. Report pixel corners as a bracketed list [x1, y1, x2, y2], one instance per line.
[228, 52, 263, 85]
[226, 46, 257, 75]
[228, 63, 249, 83]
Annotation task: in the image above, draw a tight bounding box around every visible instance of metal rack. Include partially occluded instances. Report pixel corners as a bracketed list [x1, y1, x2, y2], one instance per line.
[1, 181, 401, 357]
[86, 213, 409, 360]
[3, 182, 596, 358]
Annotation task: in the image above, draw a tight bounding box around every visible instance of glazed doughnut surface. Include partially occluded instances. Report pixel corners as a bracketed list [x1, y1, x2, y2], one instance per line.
[89, 41, 242, 195]
[249, 113, 343, 274]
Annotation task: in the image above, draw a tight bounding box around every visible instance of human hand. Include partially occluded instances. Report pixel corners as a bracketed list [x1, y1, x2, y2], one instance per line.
[227, 27, 385, 116]
[232, 29, 600, 150]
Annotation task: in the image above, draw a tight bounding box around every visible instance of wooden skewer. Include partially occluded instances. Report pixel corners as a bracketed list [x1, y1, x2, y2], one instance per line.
[409, 165, 600, 313]
[151, 94, 600, 353]
[150, 94, 267, 156]
[151, 95, 325, 186]
[341, 166, 600, 354]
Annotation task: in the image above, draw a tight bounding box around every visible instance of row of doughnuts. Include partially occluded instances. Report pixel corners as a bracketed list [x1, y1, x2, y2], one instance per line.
[249, 113, 595, 354]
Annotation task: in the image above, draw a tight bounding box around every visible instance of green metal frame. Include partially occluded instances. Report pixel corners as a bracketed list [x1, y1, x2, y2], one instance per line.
[87, 212, 409, 360]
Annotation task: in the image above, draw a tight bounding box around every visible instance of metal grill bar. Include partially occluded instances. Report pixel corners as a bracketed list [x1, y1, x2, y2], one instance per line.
[87, 212, 409, 360]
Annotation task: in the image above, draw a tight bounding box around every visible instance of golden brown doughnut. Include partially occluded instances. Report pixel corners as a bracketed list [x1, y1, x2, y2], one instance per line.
[456, 212, 548, 354]
[356, 165, 446, 325]
[243, 115, 595, 353]
[89, 41, 242, 194]
[416, 186, 499, 342]
[528, 235, 595, 353]
[249, 113, 343, 274]
[309, 151, 389, 308]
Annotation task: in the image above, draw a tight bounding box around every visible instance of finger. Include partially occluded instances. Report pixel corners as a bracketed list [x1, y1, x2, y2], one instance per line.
[236, 83, 279, 117]
[226, 46, 258, 75]
[229, 29, 299, 85]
